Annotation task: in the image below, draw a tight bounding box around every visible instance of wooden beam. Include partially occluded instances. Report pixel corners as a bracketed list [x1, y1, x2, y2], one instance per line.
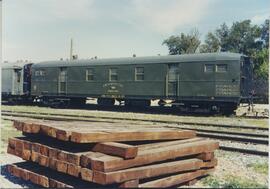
[92, 142, 138, 159]
[13, 119, 196, 143]
[71, 130, 195, 143]
[139, 168, 214, 188]
[91, 140, 219, 172]
[92, 159, 203, 185]
[81, 168, 93, 182]
[119, 180, 139, 188]
[7, 162, 102, 188]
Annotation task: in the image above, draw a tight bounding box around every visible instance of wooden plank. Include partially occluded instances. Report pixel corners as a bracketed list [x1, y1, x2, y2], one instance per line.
[81, 168, 93, 182]
[22, 140, 32, 151]
[13, 119, 196, 143]
[138, 137, 205, 150]
[203, 158, 218, 168]
[22, 149, 31, 160]
[80, 152, 106, 168]
[139, 168, 214, 188]
[7, 146, 16, 156]
[119, 180, 139, 188]
[48, 147, 60, 159]
[71, 130, 195, 143]
[91, 140, 219, 172]
[56, 129, 71, 141]
[49, 158, 57, 170]
[14, 139, 23, 157]
[56, 160, 68, 173]
[7, 162, 103, 188]
[67, 163, 81, 177]
[31, 151, 40, 163]
[8, 138, 16, 148]
[197, 152, 214, 161]
[92, 142, 138, 159]
[38, 154, 50, 167]
[92, 159, 203, 184]
[39, 144, 49, 156]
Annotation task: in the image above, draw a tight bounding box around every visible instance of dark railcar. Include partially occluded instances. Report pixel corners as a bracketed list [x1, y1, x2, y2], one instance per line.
[30, 53, 253, 114]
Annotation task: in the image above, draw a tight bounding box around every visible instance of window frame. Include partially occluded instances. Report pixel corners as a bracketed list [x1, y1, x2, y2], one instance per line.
[109, 68, 118, 81]
[204, 64, 215, 73]
[135, 67, 144, 81]
[216, 64, 228, 73]
[86, 68, 94, 81]
[34, 69, 46, 77]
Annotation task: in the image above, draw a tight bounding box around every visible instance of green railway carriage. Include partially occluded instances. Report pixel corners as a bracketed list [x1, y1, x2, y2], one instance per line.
[31, 52, 252, 113]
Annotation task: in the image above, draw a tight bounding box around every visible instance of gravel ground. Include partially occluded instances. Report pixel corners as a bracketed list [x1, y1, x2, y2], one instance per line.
[1, 104, 269, 188]
[191, 150, 268, 188]
[0, 154, 37, 188]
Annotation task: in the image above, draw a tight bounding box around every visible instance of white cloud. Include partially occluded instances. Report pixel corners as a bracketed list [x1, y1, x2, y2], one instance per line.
[251, 13, 269, 24]
[4, 0, 96, 23]
[41, 0, 96, 20]
[127, 0, 213, 34]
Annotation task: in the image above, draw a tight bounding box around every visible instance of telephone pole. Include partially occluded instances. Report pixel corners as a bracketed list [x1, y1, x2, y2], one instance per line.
[70, 38, 73, 60]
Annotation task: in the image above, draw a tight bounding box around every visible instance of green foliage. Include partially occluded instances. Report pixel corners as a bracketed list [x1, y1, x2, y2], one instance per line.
[162, 29, 201, 55]
[261, 19, 269, 48]
[200, 32, 220, 53]
[252, 48, 269, 80]
[202, 175, 268, 188]
[247, 162, 268, 175]
[223, 176, 267, 188]
[202, 176, 220, 188]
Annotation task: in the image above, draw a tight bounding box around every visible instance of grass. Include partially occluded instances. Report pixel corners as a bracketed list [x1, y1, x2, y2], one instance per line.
[202, 175, 268, 188]
[247, 162, 269, 175]
[1, 119, 22, 154]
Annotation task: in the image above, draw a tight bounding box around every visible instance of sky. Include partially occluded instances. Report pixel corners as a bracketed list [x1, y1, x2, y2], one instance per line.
[2, 0, 269, 62]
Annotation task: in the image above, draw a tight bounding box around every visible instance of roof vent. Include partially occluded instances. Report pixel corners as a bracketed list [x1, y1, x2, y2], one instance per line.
[133, 54, 136, 57]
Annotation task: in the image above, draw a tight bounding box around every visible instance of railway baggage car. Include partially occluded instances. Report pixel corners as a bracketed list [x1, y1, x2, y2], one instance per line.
[30, 52, 253, 114]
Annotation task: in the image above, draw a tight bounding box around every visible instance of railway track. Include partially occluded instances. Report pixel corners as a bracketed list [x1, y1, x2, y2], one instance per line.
[2, 110, 268, 131]
[2, 110, 268, 156]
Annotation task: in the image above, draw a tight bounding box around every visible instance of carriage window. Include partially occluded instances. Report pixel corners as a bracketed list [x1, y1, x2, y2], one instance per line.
[204, 64, 214, 72]
[135, 67, 144, 81]
[109, 68, 118, 81]
[216, 64, 227, 72]
[86, 68, 94, 81]
[34, 70, 46, 76]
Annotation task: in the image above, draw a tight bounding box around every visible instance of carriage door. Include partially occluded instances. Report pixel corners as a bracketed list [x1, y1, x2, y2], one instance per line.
[13, 69, 22, 95]
[167, 64, 178, 97]
[58, 67, 67, 94]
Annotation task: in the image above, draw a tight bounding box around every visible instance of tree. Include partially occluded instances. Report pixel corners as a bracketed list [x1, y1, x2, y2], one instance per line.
[199, 32, 220, 53]
[261, 19, 269, 48]
[162, 29, 201, 55]
[215, 23, 230, 52]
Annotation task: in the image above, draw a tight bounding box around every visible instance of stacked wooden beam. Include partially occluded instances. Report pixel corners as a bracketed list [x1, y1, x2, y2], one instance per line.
[7, 119, 219, 188]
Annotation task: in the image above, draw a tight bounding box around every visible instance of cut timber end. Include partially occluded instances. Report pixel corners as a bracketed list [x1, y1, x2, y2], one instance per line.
[92, 142, 138, 159]
[119, 180, 139, 188]
[56, 129, 71, 141]
[71, 130, 196, 143]
[81, 168, 93, 182]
